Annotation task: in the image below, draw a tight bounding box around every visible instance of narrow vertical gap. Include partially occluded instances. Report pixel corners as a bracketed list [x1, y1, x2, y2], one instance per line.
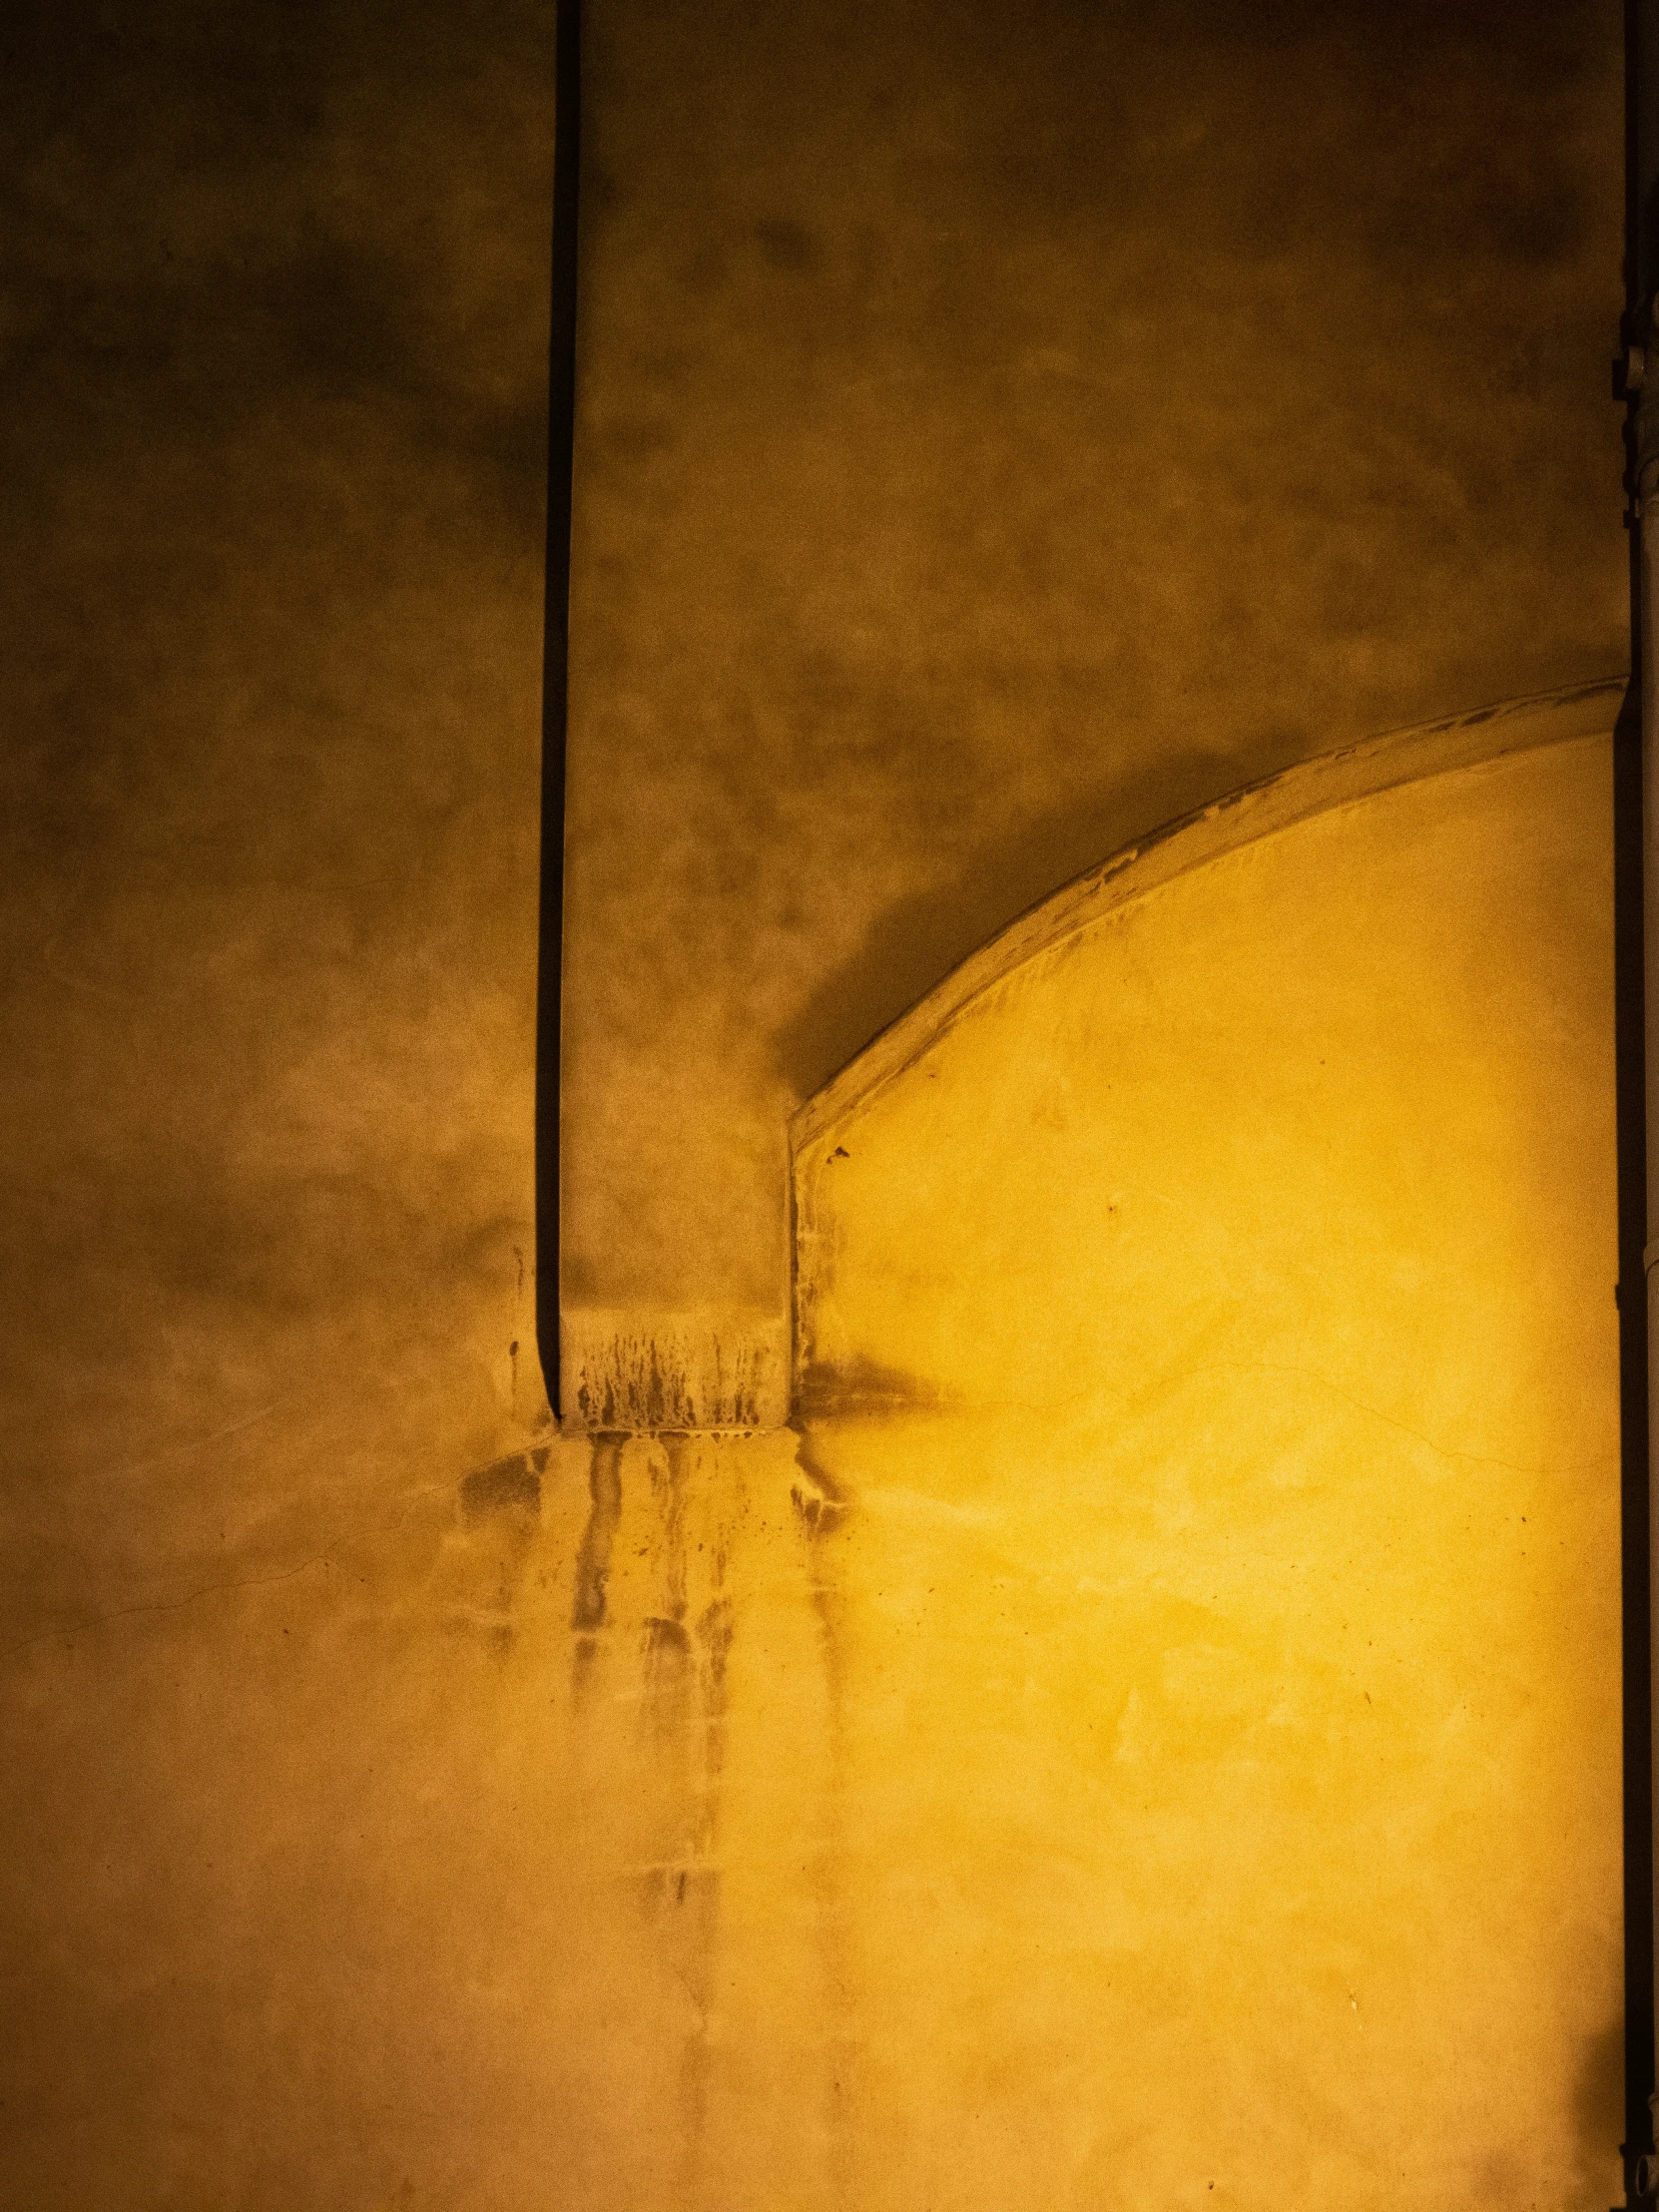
[1620, 8, 1655, 2198]
[1617, 679, 1653, 2208]
[538, 0, 583, 1422]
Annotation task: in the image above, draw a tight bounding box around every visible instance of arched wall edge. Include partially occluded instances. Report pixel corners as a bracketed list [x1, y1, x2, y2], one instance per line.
[790, 677, 1626, 1164]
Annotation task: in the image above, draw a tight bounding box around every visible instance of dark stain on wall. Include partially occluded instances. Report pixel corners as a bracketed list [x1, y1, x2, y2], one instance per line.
[568, 1328, 779, 1432]
[621, 1433, 753, 2197]
[1572, 2004, 1625, 2206]
[572, 1432, 626, 1699]
[642, 1433, 694, 1746]
[794, 1355, 952, 1425]
[459, 1447, 547, 1523]
[796, 1442, 856, 2196]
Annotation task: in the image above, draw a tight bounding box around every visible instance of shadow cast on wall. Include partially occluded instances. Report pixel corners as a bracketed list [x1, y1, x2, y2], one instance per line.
[773, 735, 1300, 1102]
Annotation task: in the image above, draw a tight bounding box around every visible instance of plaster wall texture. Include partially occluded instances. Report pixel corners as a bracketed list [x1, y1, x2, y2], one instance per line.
[563, 0, 1628, 1387]
[3, 1425, 834, 2212]
[0, 13, 571, 2200]
[0, 2, 1638, 2203]
[790, 723, 1623, 2208]
[8, 723, 1619, 2210]
[2, 0, 557, 1627]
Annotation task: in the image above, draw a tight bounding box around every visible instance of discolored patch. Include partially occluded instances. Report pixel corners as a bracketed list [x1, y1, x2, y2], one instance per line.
[754, 217, 821, 273]
[458, 1448, 544, 1522]
[792, 1353, 950, 1422]
[562, 1313, 787, 1431]
[572, 1433, 626, 1636]
[1569, 2002, 1625, 2206]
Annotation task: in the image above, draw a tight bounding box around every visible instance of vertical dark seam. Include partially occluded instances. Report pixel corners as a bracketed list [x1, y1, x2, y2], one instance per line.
[1620, 6, 1655, 2192]
[536, 0, 582, 1421]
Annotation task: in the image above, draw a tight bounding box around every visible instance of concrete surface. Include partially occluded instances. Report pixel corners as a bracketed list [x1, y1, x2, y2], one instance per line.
[793, 724, 1622, 2208]
[0, 4, 1635, 2203]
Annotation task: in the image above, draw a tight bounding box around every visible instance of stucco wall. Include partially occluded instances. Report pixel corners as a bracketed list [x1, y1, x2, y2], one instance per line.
[2, 705, 1625, 2208]
[0, 4, 1635, 2203]
[562, 0, 1627, 1387]
[789, 717, 1622, 2206]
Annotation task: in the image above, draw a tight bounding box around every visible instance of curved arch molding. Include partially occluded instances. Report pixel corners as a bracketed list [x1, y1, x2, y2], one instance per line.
[779, 679, 1625, 2205]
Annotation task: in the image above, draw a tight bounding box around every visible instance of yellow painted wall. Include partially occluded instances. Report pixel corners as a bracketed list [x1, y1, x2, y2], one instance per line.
[2, 717, 1626, 2208]
[1, 1424, 831, 2211]
[790, 727, 1623, 2208]
[1, 5, 1634, 2201]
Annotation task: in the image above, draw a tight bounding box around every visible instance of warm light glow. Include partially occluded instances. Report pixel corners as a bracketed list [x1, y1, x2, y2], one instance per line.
[525, 709, 1624, 2208]
[782, 721, 1622, 2206]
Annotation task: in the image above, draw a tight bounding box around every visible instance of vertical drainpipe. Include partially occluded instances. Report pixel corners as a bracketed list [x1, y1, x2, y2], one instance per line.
[1630, 4, 1659, 2199]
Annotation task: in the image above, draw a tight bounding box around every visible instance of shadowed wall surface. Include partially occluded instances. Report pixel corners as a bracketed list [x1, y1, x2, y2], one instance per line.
[563, 0, 1628, 1387]
[3, 721, 1622, 2209]
[0, 0, 1636, 2204]
[2, 0, 556, 1619]
[1, 12, 566, 2198]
